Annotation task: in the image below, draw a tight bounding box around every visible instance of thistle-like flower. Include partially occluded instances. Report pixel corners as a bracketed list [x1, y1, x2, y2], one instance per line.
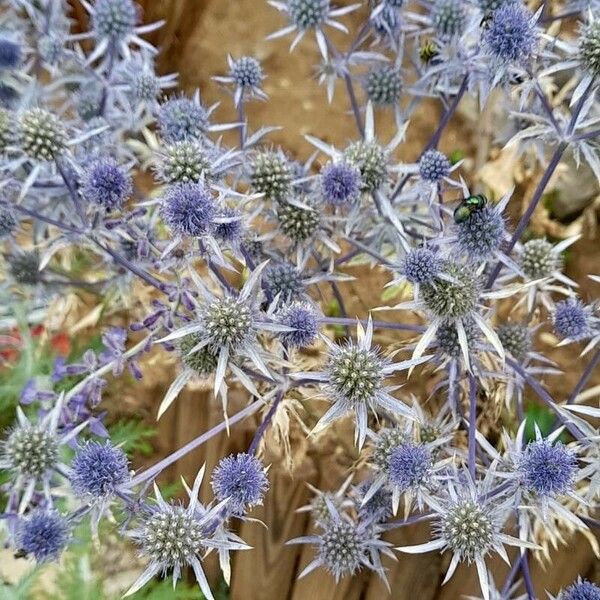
[80, 158, 133, 210]
[213, 55, 268, 106]
[15, 509, 70, 563]
[276, 301, 320, 348]
[553, 298, 600, 354]
[319, 161, 362, 206]
[250, 149, 292, 202]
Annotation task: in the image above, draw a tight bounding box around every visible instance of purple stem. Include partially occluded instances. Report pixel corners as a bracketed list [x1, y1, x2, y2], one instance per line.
[382, 511, 434, 530]
[521, 552, 536, 599]
[344, 236, 395, 267]
[468, 373, 477, 480]
[13, 204, 82, 234]
[500, 554, 524, 597]
[321, 316, 425, 333]
[344, 73, 365, 138]
[126, 400, 262, 488]
[566, 347, 600, 406]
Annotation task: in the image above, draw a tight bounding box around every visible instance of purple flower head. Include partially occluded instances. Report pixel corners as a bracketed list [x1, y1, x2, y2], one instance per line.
[160, 183, 216, 237]
[16, 510, 70, 562]
[211, 452, 269, 514]
[561, 579, 600, 600]
[214, 207, 244, 244]
[81, 158, 132, 210]
[288, 0, 330, 30]
[419, 149, 450, 183]
[518, 440, 576, 497]
[354, 480, 393, 524]
[435, 318, 479, 358]
[553, 298, 595, 341]
[71, 441, 130, 499]
[0, 37, 21, 69]
[92, 0, 138, 41]
[401, 247, 440, 284]
[230, 56, 264, 88]
[158, 96, 209, 143]
[264, 262, 305, 303]
[484, 3, 537, 64]
[317, 518, 368, 579]
[320, 162, 361, 206]
[455, 204, 506, 262]
[388, 442, 432, 492]
[277, 301, 320, 348]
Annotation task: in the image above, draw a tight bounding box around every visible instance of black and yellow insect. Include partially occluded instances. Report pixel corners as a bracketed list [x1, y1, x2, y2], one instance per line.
[453, 194, 487, 224]
[419, 40, 439, 65]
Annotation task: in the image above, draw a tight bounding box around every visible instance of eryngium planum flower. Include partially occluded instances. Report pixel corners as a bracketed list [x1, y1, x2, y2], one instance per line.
[92, 0, 138, 40]
[388, 442, 432, 492]
[432, 0, 466, 40]
[2, 423, 58, 478]
[579, 19, 600, 78]
[19, 108, 66, 161]
[264, 262, 305, 302]
[81, 158, 133, 210]
[158, 96, 209, 143]
[160, 183, 216, 237]
[419, 149, 450, 183]
[318, 518, 366, 580]
[364, 64, 402, 106]
[179, 333, 219, 375]
[401, 247, 440, 284]
[157, 140, 214, 184]
[344, 140, 387, 192]
[497, 323, 531, 363]
[70, 441, 130, 499]
[16, 510, 70, 563]
[320, 162, 361, 206]
[250, 151, 292, 201]
[454, 205, 506, 262]
[288, 0, 330, 30]
[440, 499, 494, 560]
[553, 298, 596, 341]
[435, 318, 479, 358]
[229, 56, 264, 88]
[484, 3, 537, 64]
[519, 238, 560, 279]
[277, 302, 320, 347]
[421, 262, 479, 319]
[518, 440, 576, 497]
[211, 452, 269, 514]
[202, 296, 254, 351]
[277, 200, 320, 242]
[559, 579, 600, 600]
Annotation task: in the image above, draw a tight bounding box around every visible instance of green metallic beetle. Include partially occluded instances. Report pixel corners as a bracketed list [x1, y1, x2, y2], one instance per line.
[453, 194, 487, 224]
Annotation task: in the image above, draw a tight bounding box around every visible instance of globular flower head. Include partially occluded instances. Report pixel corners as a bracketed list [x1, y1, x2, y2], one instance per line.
[277, 200, 320, 242]
[9, 251, 42, 285]
[0, 206, 17, 238]
[0, 37, 21, 69]
[432, 0, 466, 40]
[277, 302, 320, 348]
[131, 70, 160, 103]
[372, 428, 408, 472]
[388, 442, 432, 492]
[264, 262, 305, 303]
[229, 56, 264, 88]
[160, 183, 216, 237]
[518, 440, 576, 497]
[287, 0, 330, 30]
[355, 480, 393, 524]
[318, 518, 366, 580]
[553, 298, 595, 341]
[92, 0, 138, 41]
[81, 158, 132, 210]
[364, 64, 402, 106]
[158, 97, 209, 143]
[16, 510, 70, 563]
[2, 423, 58, 478]
[401, 247, 440, 285]
[519, 238, 559, 279]
[440, 499, 494, 560]
[179, 333, 219, 375]
[327, 345, 384, 406]
[38, 35, 64, 66]
[419, 149, 450, 183]
[580, 19, 600, 78]
[77, 87, 103, 121]
[157, 140, 213, 184]
[0, 108, 14, 152]
[497, 323, 531, 363]
[435, 318, 479, 358]
[421, 262, 480, 319]
[211, 452, 269, 515]
[203, 296, 254, 350]
[71, 441, 130, 499]
[484, 3, 537, 64]
[19, 108, 66, 161]
[560, 579, 600, 600]
[320, 162, 361, 206]
[344, 140, 387, 192]
[455, 204, 506, 262]
[250, 151, 292, 201]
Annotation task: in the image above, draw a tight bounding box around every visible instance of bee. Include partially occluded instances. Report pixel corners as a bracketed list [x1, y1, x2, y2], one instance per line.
[419, 40, 439, 65]
[453, 194, 487, 224]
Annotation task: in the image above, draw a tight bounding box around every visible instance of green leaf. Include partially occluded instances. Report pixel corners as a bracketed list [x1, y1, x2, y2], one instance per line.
[109, 419, 156, 456]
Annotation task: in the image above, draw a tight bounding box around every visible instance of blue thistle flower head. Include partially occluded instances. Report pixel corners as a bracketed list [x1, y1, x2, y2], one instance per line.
[277, 301, 320, 348]
[70, 441, 130, 499]
[16, 510, 70, 562]
[320, 161, 362, 206]
[344, 140, 387, 192]
[19, 108, 66, 161]
[364, 64, 403, 106]
[158, 96, 209, 143]
[288, 0, 330, 30]
[579, 19, 600, 78]
[211, 452, 269, 514]
[401, 247, 440, 284]
[92, 0, 138, 40]
[318, 518, 367, 579]
[497, 323, 531, 363]
[277, 200, 320, 242]
[520, 238, 560, 279]
[214, 207, 244, 244]
[455, 204, 506, 262]
[519, 440, 576, 497]
[484, 3, 537, 64]
[355, 480, 393, 524]
[264, 262, 305, 303]
[250, 150, 292, 201]
[81, 158, 133, 210]
[419, 149, 450, 183]
[230, 56, 264, 88]
[561, 579, 600, 600]
[553, 298, 595, 341]
[388, 442, 432, 492]
[131, 70, 160, 103]
[435, 318, 479, 358]
[432, 0, 467, 40]
[0, 37, 21, 69]
[160, 183, 216, 237]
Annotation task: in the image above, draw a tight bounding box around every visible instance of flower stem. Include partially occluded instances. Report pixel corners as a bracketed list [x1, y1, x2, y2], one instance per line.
[468, 373, 477, 480]
[248, 388, 284, 455]
[321, 316, 425, 333]
[425, 75, 468, 152]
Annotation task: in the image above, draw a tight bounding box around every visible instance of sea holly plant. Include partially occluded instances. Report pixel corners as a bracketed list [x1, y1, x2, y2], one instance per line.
[0, 0, 599, 599]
